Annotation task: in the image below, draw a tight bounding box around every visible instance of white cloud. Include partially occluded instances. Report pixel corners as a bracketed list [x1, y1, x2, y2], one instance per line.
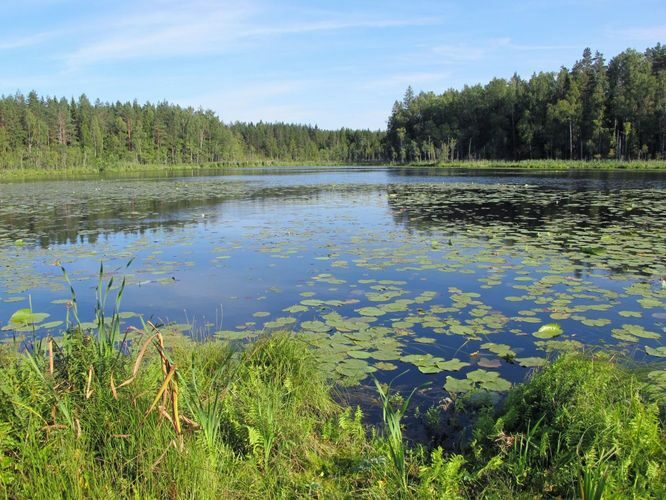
[242, 16, 438, 37]
[0, 31, 55, 50]
[430, 37, 576, 65]
[615, 24, 666, 42]
[63, 2, 254, 68]
[60, 1, 440, 69]
[359, 71, 451, 90]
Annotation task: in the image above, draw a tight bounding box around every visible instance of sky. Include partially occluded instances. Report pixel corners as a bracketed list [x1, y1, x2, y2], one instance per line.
[0, 0, 664, 130]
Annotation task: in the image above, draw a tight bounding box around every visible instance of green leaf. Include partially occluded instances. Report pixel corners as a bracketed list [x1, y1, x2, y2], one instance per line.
[356, 307, 386, 317]
[444, 376, 474, 393]
[9, 308, 50, 326]
[436, 358, 470, 371]
[516, 356, 547, 367]
[533, 323, 563, 339]
[645, 346, 666, 358]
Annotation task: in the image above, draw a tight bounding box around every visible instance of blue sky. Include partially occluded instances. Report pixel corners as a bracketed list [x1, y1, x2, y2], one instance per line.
[1, 0, 664, 129]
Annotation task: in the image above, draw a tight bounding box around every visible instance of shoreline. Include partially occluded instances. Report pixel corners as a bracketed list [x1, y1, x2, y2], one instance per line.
[2, 158, 666, 181]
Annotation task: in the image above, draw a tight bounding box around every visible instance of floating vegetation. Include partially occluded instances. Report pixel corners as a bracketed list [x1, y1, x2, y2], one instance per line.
[444, 368, 512, 393]
[532, 323, 564, 339]
[1, 168, 666, 396]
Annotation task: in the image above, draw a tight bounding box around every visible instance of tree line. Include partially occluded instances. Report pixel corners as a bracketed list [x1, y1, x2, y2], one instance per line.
[385, 45, 666, 161]
[0, 92, 385, 170]
[2, 44, 665, 170]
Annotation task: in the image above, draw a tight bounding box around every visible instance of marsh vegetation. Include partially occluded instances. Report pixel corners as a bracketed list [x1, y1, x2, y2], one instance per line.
[0, 166, 665, 496]
[0, 315, 663, 497]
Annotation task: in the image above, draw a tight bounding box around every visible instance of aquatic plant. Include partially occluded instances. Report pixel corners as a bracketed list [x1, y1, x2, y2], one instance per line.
[373, 372, 427, 493]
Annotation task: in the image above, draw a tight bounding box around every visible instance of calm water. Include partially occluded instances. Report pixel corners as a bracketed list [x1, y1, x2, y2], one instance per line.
[1, 167, 665, 397]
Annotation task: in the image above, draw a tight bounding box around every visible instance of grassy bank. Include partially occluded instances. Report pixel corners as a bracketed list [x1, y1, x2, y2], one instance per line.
[2, 158, 666, 181]
[424, 159, 666, 170]
[0, 160, 385, 181]
[0, 323, 663, 498]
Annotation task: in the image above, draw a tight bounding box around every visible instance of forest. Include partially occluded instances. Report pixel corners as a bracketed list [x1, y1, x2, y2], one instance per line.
[385, 45, 666, 162]
[0, 44, 665, 171]
[0, 94, 385, 170]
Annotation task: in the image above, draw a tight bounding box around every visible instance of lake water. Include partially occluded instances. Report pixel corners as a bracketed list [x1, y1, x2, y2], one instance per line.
[1, 166, 665, 398]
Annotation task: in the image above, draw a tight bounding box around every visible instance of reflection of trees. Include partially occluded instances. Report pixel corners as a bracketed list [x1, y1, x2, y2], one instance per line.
[385, 182, 666, 277]
[386, 166, 666, 189]
[1, 196, 228, 248]
[0, 180, 383, 248]
[386, 183, 659, 233]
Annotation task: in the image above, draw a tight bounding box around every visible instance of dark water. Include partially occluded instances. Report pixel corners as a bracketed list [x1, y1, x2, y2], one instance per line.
[1, 167, 665, 401]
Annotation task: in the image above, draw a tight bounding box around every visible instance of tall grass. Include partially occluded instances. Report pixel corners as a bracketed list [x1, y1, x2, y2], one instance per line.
[373, 373, 427, 493]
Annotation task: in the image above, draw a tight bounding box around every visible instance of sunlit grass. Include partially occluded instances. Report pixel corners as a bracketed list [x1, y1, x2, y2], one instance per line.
[429, 159, 666, 169]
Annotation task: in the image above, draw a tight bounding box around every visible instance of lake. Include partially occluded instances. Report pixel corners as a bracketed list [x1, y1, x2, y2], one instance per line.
[1, 166, 665, 398]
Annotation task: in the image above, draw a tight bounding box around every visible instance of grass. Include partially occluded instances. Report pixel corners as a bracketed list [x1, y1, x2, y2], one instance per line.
[0, 159, 384, 180]
[0, 329, 391, 497]
[373, 373, 427, 493]
[0, 279, 663, 497]
[423, 159, 666, 169]
[467, 352, 666, 498]
[2, 158, 666, 180]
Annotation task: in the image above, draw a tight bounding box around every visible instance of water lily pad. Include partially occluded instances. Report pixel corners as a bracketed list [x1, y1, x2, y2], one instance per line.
[619, 310, 642, 318]
[444, 376, 474, 394]
[348, 350, 371, 359]
[264, 317, 297, 329]
[436, 358, 470, 371]
[300, 321, 330, 333]
[300, 299, 324, 307]
[481, 342, 515, 358]
[533, 323, 563, 339]
[580, 318, 611, 327]
[374, 362, 398, 371]
[118, 311, 140, 319]
[466, 369, 511, 391]
[516, 356, 547, 367]
[356, 307, 386, 317]
[638, 298, 662, 309]
[418, 365, 442, 374]
[477, 358, 502, 369]
[8, 308, 50, 326]
[370, 350, 401, 361]
[335, 359, 376, 378]
[283, 305, 308, 313]
[38, 321, 64, 330]
[645, 346, 666, 358]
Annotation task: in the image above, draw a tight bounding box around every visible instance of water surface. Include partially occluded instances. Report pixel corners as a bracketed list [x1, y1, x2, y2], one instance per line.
[1, 167, 665, 396]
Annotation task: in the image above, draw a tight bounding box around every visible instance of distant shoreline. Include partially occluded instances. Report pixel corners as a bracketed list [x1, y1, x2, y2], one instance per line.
[2, 158, 666, 180]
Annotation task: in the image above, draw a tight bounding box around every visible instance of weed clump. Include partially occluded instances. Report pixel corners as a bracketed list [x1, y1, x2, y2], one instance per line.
[468, 353, 666, 498]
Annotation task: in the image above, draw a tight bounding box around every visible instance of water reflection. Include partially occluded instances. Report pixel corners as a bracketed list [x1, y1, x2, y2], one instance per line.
[1, 167, 665, 396]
